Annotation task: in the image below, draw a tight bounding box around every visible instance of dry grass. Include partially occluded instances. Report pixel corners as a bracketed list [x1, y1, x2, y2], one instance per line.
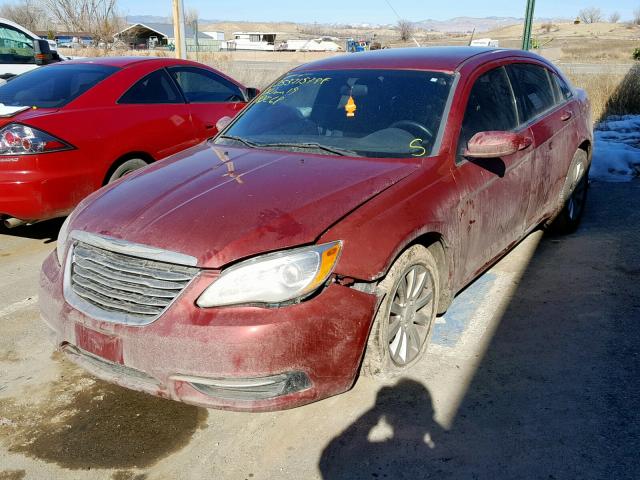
[561, 39, 638, 62]
[567, 66, 640, 122]
[599, 65, 640, 118]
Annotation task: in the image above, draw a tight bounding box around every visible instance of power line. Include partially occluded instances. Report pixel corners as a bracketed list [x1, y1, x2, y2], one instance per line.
[382, 0, 421, 47]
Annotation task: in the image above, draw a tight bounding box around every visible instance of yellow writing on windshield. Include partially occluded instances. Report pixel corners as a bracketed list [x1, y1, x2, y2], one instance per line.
[255, 75, 332, 106]
[410, 138, 427, 157]
[275, 75, 332, 87]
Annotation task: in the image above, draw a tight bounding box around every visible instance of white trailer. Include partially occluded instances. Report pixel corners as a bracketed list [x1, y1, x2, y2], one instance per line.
[470, 38, 500, 47]
[225, 32, 278, 51]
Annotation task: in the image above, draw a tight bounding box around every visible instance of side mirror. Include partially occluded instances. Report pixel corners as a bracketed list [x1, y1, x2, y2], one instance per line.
[216, 116, 232, 132]
[464, 131, 532, 159]
[33, 39, 54, 65]
[245, 87, 260, 101]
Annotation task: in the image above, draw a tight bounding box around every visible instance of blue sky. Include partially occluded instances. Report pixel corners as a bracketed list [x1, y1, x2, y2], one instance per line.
[120, 0, 638, 24]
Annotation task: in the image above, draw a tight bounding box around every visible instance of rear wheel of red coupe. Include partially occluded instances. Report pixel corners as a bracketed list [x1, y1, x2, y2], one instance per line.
[106, 158, 148, 184]
[362, 245, 439, 378]
[549, 149, 589, 234]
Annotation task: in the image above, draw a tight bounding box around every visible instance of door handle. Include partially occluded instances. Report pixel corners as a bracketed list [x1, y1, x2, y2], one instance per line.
[205, 123, 215, 130]
[560, 111, 573, 122]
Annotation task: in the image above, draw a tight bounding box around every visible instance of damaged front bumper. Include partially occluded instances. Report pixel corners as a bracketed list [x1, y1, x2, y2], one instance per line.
[39, 252, 378, 411]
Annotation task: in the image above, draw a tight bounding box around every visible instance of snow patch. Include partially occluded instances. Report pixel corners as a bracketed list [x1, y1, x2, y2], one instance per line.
[592, 115, 640, 182]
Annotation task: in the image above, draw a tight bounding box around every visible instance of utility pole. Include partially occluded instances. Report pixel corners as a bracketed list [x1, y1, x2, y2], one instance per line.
[521, 0, 536, 50]
[172, 0, 187, 59]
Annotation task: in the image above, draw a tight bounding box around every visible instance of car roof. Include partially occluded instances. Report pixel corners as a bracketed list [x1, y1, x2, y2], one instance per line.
[295, 46, 537, 73]
[57, 56, 192, 68]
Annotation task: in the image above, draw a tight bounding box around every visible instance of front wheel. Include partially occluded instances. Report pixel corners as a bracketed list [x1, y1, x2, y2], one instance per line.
[361, 245, 439, 378]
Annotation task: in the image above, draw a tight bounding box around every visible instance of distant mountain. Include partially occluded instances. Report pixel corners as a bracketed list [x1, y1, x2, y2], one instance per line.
[415, 17, 522, 33]
[415, 16, 570, 33]
[127, 15, 568, 34]
[126, 15, 170, 24]
[126, 15, 220, 24]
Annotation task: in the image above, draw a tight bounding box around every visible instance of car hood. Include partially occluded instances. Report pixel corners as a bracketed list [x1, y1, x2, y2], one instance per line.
[72, 143, 419, 268]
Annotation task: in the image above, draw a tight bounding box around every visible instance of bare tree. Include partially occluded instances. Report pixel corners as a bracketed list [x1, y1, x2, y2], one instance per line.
[397, 20, 415, 42]
[185, 7, 199, 26]
[578, 7, 603, 24]
[609, 11, 621, 23]
[0, 0, 47, 32]
[44, 0, 121, 45]
[541, 22, 555, 33]
[634, 8, 640, 25]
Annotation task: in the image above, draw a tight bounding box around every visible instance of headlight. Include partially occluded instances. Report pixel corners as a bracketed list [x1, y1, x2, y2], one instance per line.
[196, 241, 342, 307]
[56, 214, 72, 265]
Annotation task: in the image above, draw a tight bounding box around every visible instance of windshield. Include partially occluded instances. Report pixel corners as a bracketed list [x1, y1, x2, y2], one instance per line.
[215, 69, 454, 158]
[0, 64, 119, 108]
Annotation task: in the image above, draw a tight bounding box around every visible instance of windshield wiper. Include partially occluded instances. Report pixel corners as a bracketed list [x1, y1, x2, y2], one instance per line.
[254, 142, 360, 157]
[217, 135, 258, 149]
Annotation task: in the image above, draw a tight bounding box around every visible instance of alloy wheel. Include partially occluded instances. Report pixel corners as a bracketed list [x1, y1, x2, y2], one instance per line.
[386, 265, 435, 366]
[568, 163, 587, 221]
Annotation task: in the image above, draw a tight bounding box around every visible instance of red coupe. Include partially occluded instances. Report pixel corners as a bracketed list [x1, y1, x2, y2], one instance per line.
[40, 47, 592, 411]
[0, 56, 252, 227]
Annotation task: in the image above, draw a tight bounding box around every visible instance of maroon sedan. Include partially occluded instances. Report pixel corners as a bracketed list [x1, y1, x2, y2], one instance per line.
[40, 47, 592, 411]
[0, 56, 252, 227]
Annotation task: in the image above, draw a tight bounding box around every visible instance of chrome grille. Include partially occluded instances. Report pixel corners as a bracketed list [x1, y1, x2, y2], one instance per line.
[68, 242, 198, 324]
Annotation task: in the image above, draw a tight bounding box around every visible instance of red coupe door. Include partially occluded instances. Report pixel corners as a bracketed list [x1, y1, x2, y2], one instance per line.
[116, 68, 198, 159]
[452, 66, 535, 283]
[168, 66, 246, 142]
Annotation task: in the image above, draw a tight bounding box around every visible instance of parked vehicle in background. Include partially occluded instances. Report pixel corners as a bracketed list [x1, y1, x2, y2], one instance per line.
[470, 38, 500, 47]
[40, 47, 592, 412]
[0, 17, 62, 80]
[0, 56, 255, 227]
[225, 32, 278, 51]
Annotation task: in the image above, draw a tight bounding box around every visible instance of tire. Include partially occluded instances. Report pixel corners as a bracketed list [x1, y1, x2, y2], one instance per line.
[361, 245, 439, 378]
[549, 149, 589, 234]
[106, 158, 148, 184]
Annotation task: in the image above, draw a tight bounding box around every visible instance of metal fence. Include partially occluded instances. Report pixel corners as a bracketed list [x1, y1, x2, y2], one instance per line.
[186, 38, 222, 53]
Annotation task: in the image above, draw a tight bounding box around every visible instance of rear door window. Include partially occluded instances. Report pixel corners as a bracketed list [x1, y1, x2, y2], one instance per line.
[168, 66, 244, 103]
[507, 63, 556, 123]
[119, 69, 183, 104]
[550, 73, 573, 103]
[0, 63, 118, 108]
[457, 66, 518, 160]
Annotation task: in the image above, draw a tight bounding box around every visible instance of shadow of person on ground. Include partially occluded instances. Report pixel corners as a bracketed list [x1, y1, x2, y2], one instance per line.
[320, 182, 640, 480]
[319, 379, 447, 480]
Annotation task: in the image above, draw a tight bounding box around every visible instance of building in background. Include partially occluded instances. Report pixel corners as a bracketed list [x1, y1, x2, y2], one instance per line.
[36, 31, 93, 48]
[113, 23, 219, 51]
[202, 31, 225, 41]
